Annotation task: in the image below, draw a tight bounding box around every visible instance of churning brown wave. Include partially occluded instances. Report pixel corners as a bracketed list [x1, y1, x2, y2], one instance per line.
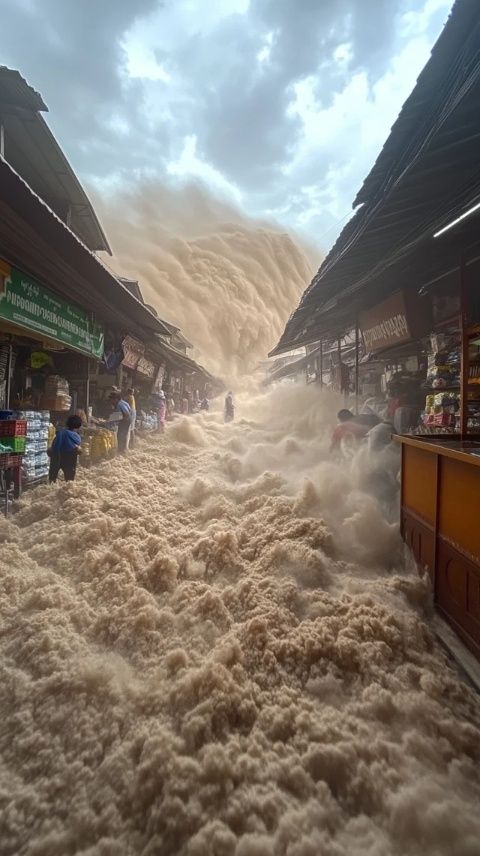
[96, 181, 314, 382]
[1, 384, 480, 856]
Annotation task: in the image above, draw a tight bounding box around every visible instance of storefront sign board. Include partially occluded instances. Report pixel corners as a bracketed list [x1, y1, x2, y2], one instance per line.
[152, 364, 165, 393]
[360, 292, 411, 352]
[0, 259, 104, 358]
[136, 356, 156, 378]
[122, 335, 144, 370]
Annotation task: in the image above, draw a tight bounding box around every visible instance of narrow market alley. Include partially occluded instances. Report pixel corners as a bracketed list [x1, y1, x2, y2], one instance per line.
[1, 384, 479, 856]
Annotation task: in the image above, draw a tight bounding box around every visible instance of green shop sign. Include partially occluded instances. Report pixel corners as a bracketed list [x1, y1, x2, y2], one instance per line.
[0, 259, 104, 359]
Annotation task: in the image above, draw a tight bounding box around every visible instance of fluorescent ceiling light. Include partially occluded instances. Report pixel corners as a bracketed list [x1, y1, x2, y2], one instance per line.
[433, 200, 480, 238]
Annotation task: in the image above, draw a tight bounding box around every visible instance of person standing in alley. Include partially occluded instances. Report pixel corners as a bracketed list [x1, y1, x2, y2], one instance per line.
[224, 391, 235, 423]
[157, 389, 167, 432]
[125, 387, 137, 448]
[48, 414, 83, 483]
[150, 389, 167, 433]
[109, 390, 132, 454]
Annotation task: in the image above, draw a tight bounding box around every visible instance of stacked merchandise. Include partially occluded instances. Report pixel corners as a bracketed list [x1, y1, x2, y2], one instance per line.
[0, 345, 12, 410]
[48, 423, 56, 449]
[425, 333, 460, 388]
[421, 391, 460, 432]
[14, 410, 50, 483]
[420, 333, 460, 433]
[80, 426, 117, 465]
[467, 336, 480, 432]
[0, 413, 26, 470]
[136, 410, 158, 432]
[40, 376, 72, 411]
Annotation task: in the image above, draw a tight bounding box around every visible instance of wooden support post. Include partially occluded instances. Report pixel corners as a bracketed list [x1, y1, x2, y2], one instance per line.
[460, 255, 468, 440]
[5, 343, 12, 409]
[86, 359, 90, 412]
[355, 320, 359, 414]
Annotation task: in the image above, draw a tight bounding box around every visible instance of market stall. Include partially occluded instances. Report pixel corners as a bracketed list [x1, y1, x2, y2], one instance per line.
[397, 436, 480, 658]
[396, 266, 480, 658]
[0, 414, 25, 513]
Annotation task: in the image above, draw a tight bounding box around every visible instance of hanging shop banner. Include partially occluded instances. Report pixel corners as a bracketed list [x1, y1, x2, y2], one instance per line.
[153, 364, 166, 393]
[136, 355, 156, 379]
[359, 292, 411, 352]
[0, 258, 104, 358]
[122, 335, 144, 370]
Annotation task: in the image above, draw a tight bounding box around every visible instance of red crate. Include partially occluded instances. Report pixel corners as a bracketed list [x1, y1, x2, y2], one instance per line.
[0, 419, 27, 437]
[0, 453, 23, 470]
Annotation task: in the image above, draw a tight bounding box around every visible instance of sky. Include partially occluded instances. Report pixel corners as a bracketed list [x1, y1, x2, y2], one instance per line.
[2, 0, 453, 250]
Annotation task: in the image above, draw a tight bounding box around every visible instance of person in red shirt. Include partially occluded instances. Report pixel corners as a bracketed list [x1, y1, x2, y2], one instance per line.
[330, 409, 380, 453]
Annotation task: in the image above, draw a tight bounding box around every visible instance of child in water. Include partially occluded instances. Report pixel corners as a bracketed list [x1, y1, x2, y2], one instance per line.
[48, 415, 82, 483]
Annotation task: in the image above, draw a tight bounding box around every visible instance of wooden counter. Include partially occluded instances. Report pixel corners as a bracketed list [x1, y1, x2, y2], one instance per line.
[395, 435, 480, 659]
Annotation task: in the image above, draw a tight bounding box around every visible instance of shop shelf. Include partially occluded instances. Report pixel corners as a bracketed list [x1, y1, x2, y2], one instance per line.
[0, 453, 23, 470]
[0, 437, 26, 452]
[0, 419, 27, 437]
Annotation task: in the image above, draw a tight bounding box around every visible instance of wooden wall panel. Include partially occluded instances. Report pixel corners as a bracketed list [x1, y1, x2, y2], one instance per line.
[438, 457, 480, 563]
[401, 510, 435, 582]
[402, 444, 437, 524]
[437, 538, 480, 654]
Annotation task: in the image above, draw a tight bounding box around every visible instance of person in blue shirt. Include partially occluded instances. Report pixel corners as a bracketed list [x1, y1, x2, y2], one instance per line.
[109, 390, 132, 453]
[48, 415, 82, 483]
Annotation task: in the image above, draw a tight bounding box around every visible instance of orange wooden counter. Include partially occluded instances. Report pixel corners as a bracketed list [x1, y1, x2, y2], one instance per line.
[395, 435, 480, 659]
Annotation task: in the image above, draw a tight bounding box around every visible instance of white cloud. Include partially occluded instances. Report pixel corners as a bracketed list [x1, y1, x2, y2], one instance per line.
[167, 135, 243, 204]
[122, 38, 171, 82]
[257, 31, 274, 65]
[264, 1, 453, 243]
[2, 0, 454, 247]
[401, 0, 452, 37]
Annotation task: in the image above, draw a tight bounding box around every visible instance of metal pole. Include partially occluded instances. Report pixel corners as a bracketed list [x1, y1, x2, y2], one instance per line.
[5, 343, 12, 408]
[86, 359, 90, 412]
[337, 337, 345, 399]
[460, 254, 468, 439]
[355, 320, 359, 414]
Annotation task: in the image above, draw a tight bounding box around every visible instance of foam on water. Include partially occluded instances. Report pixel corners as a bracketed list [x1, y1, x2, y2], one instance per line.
[1, 383, 479, 856]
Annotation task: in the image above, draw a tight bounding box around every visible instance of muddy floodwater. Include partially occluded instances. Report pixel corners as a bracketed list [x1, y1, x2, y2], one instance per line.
[1, 386, 479, 856]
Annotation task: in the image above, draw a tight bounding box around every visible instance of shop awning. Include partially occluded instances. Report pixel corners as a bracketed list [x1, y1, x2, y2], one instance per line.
[0, 157, 172, 342]
[0, 67, 111, 254]
[151, 336, 216, 382]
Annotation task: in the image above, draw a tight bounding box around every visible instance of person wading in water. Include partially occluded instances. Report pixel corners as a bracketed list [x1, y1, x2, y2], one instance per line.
[109, 390, 132, 454]
[224, 391, 235, 423]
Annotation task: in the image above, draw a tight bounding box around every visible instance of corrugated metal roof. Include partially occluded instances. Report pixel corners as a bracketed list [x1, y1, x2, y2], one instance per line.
[0, 67, 47, 112]
[0, 67, 111, 254]
[119, 278, 144, 303]
[0, 155, 170, 338]
[144, 307, 179, 335]
[151, 335, 215, 381]
[354, 0, 476, 207]
[173, 330, 193, 350]
[272, 0, 480, 357]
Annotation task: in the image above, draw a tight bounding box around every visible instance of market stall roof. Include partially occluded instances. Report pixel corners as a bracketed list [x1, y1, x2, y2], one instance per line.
[119, 278, 144, 303]
[0, 66, 111, 254]
[271, 0, 480, 356]
[173, 330, 193, 350]
[0, 156, 172, 340]
[119, 280, 179, 337]
[151, 335, 216, 382]
[267, 348, 319, 383]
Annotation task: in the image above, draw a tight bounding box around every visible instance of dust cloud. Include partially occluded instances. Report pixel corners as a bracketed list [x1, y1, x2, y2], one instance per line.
[1, 383, 480, 856]
[95, 182, 314, 382]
